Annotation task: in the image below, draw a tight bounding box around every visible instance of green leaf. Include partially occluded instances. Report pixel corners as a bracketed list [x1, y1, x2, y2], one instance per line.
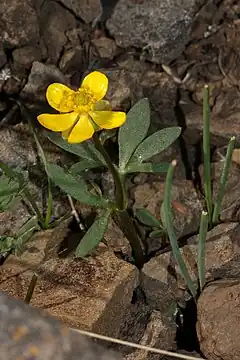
[48, 133, 105, 164]
[0, 236, 15, 253]
[135, 208, 162, 228]
[0, 172, 24, 211]
[70, 159, 104, 175]
[76, 209, 111, 257]
[149, 229, 165, 238]
[46, 163, 110, 208]
[118, 98, 150, 170]
[125, 162, 169, 174]
[128, 127, 181, 165]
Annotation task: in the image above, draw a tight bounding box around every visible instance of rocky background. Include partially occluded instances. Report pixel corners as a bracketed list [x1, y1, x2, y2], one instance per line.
[1, 1, 240, 360]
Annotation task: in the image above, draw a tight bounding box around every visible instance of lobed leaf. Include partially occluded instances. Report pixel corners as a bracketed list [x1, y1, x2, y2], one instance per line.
[125, 162, 169, 174]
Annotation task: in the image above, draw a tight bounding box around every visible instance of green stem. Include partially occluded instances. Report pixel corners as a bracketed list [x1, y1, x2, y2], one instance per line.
[92, 133, 126, 210]
[117, 209, 145, 269]
[92, 133, 145, 268]
[212, 136, 235, 225]
[198, 211, 208, 292]
[25, 273, 38, 304]
[203, 85, 213, 226]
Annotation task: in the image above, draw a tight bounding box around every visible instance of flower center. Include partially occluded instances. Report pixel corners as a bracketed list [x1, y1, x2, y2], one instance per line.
[73, 88, 96, 113]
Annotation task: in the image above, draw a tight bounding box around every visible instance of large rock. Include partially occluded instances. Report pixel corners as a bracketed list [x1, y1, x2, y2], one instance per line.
[197, 279, 240, 360]
[58, 0, 103, 24]
[107, 0, 206, 64]
[0, 246, 139, 338]
[39, 1, 76, 64]
[0, 0, 40, 47]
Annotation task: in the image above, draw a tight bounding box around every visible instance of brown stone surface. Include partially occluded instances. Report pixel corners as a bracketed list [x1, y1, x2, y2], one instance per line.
[0, 247, 139, 338]
[197, 279, 240, 360]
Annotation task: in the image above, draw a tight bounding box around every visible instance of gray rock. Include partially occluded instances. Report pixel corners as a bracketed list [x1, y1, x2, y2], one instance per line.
[91, 36, 117, 60]
[12, 46, 43, 70]
[107, 0, 206, 64]
[124, 310, 176, 360]
[0, 49, 7, 69]
[0, 0, 40, 47]
[39, 1, 76, 64]
[58, 0, 103, 24]
[59, 46, 84, 74]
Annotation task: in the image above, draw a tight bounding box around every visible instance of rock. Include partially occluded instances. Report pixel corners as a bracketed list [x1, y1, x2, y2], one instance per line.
[20, 61, 67, 108]
[104, 217, 132, 256]
[0, 202, 31, 237]
[39, 1, 76, 64]
[0, 123, 68, 170]
[59, 46, 84, 74]
[0, 48, 7, 69]
[91, 36, 117, 60]
[142, 222, 240, 309]
[132, 179, 202, 240]
[12, 46, 43, 70]
[197, 279, 240, 360]
[101, 60, 178, 127]
[0, 247, 139, 338]
[106, 0, 206, 64]
[124, 310, 176, 360]
[0, 0, 40, 47]
[58, 0, 103, 24]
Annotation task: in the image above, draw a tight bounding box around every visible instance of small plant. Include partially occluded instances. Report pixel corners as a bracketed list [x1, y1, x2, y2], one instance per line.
[162, 85, 235, 298]
[36, 71, 181, 269]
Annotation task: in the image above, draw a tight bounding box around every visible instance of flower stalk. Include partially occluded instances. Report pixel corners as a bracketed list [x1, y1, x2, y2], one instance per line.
[92, 133, 145, 268]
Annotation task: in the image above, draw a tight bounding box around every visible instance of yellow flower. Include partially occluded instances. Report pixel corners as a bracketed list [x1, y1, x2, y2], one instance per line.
[37, 71, 126, 143]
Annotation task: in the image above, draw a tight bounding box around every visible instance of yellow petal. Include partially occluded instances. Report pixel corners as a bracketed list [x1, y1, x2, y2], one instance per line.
[46, 83, 75, 112]
[37, 112, 78, 131]
[89, 111, 126, 129]
[67, 114, 95, 143]
[94, 100, 112, 111]
[81, 71, 108, 102]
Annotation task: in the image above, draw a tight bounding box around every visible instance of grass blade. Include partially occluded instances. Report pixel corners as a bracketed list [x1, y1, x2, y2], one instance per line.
[164, 160, 197, 298]
[212, 136, 235, 224]
[203, 85, 213, 224]
[197, 211, 208, 292]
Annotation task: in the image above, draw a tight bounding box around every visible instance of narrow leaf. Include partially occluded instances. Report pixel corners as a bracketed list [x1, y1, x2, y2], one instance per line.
[212, 136, 235, 224]
[203, 84, 212, 223]
[198, 211, 208, 292]
[128, 127, 181, 165]
[70, 159, 104, 175]
[125, 162, 169, 174]
[135, 208, 162, 228]
[118, 98, 150, 170]
[48, 133, 105, 164]
[76, 210, 111, 257]
[47, 164, 110, 208]
[164, 160, 197, 298]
